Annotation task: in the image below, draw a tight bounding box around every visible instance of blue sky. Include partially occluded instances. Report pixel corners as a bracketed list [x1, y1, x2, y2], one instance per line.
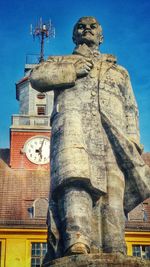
[0, 0, 150, 151]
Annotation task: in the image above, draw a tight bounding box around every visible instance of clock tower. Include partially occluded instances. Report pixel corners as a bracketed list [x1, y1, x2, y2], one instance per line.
[10, 62, 53, 170]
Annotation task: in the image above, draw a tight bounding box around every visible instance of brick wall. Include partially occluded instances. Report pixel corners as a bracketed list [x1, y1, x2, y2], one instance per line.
[10, 131, 50, 170]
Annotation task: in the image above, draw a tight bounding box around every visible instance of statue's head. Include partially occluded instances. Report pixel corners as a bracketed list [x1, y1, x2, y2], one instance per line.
[72, 16, 103, 48]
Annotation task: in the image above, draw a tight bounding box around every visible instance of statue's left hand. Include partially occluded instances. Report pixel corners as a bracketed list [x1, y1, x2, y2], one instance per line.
[74, 58, 94, 77]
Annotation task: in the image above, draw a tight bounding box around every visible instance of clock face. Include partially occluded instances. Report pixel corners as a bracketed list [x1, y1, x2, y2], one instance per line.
[24, 136, 50, 164]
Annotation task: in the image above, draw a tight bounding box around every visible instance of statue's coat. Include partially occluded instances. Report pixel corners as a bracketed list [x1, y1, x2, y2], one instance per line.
[30, 46, 150, 214]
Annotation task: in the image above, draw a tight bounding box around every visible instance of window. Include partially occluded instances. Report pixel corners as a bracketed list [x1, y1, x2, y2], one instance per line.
[28, 198, 48, 219]
[31, 242, 47, 267]
[37, 105, 46, 115]
[37, 93, 46, 100]
[132, 245, 150, 260]
[33, 198, 48, 218]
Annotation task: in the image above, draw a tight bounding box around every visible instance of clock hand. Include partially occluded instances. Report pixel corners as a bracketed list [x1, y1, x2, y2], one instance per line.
[38, 139, 45, 159]
[41, 139, 45, 149]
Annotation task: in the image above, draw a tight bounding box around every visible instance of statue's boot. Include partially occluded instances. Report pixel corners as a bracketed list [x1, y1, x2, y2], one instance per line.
[65, 242, 90, 255]
[57, 187, 92, 256]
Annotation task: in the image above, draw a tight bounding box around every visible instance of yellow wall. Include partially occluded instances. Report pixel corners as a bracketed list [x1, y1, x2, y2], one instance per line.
[6, 239, 26, 267]
[0, 228, 150, 267]
[0, 228, 47, 267]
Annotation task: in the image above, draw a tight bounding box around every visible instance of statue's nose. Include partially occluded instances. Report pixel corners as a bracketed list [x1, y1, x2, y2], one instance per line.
[85, 25, 90, 30]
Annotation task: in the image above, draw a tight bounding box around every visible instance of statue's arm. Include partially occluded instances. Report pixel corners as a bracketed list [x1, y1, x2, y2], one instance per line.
[125, 71, 143, 153]
[30, 56, 93, 92]
[30, 58, 77, 92]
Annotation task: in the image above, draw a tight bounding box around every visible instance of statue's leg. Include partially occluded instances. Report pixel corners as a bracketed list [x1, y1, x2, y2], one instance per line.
[57, 186, 93, 255]
[101, 162, 126, 254]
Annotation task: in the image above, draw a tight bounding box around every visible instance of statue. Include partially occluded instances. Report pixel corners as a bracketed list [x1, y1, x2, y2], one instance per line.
[30, 16, 150, 262]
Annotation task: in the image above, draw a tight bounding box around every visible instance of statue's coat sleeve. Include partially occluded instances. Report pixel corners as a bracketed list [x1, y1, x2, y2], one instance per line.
[30, 56, 77, 92]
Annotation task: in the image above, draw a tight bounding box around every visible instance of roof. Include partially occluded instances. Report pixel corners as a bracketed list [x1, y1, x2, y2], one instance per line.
[126, 220, 150, 231]
[16, 76, 29, 86]
[16, 76, 29, 100]
[0, 149, 49, 227]
[142, 152, 150, 166]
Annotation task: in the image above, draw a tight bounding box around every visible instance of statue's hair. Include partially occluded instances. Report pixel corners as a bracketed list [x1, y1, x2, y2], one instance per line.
[72, 16, 103, 45]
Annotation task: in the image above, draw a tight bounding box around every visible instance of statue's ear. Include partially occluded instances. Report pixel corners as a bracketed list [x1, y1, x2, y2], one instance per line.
[72, 35, 77, 45]
[99, 34, 104, 44]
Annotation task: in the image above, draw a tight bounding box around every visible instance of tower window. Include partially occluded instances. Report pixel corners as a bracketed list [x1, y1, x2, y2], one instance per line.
[37, 105, 46, 115]
[37, 93, 46, 99]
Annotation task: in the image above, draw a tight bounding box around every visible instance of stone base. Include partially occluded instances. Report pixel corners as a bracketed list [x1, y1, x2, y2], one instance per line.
[42, 253, 150, 267]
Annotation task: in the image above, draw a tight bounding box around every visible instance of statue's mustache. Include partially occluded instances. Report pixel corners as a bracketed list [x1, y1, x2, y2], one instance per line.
[82, 30, 94, 36]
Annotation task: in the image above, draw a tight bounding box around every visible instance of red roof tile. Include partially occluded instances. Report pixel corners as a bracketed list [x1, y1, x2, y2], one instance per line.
[0, 149, 49, 226]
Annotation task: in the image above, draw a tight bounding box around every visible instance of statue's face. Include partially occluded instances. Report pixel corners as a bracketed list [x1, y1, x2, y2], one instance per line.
[73, 17, 103, 47]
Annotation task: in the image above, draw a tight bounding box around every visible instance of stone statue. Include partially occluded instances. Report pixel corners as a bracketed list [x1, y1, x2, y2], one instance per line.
[30, 16, 150, 262]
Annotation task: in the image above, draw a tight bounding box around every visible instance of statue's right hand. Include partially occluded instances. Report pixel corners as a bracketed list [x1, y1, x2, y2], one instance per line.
[74, 58, 94, 78]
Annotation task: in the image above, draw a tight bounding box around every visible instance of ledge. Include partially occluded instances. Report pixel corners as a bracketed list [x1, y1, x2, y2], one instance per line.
[42, 253, 150, 267]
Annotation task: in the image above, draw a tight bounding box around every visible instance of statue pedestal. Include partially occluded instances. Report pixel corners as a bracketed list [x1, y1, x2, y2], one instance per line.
[42, 253, 150, 267]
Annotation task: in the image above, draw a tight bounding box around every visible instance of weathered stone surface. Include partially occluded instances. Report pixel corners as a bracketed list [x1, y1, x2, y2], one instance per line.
[42, 253, 150, 267]
[30, 16, 150, 262]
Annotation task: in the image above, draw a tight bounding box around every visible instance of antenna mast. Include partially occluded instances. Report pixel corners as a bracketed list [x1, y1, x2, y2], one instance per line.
[30, 18, 55, 63]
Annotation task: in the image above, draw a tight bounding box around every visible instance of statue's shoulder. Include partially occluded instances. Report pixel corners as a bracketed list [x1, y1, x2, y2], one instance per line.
[115, 64, 129, 79]
[102, 53, 117, 64]
[47, 54, 81, 63]
[102, 54, 129, 79]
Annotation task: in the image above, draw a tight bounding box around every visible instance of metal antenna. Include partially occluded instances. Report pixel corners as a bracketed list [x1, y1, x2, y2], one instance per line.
[30, 18, 55, 63]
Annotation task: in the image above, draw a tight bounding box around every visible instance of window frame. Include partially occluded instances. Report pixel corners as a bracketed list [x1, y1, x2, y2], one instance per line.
[132, 244, 150, 260]
[33, 198, 48, 219]
[31, 242, 47, 267]
[37, 105, 46, 116]
[0, 239, 6, 267]
[26, 239, 47, 267]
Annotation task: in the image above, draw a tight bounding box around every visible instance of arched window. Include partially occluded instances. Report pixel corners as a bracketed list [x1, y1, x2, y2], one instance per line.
[33, 198, 48, 218]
